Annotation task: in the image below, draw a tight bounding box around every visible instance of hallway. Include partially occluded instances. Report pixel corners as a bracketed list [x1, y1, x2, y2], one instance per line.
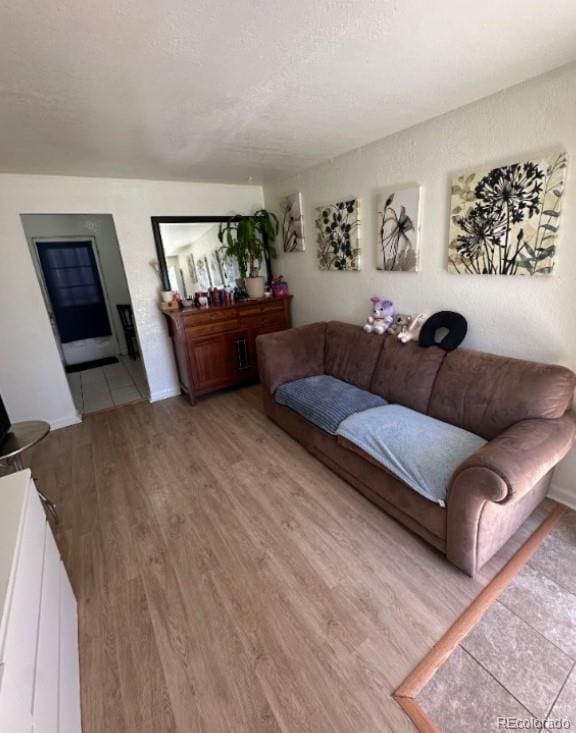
[67, 356, 148, 414]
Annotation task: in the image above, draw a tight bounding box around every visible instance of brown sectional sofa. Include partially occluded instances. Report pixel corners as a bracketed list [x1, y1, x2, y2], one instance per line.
[256, 321, 576, 575]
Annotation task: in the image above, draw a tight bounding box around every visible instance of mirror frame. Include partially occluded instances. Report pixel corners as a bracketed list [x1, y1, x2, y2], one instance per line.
[151, 215, 246, 292]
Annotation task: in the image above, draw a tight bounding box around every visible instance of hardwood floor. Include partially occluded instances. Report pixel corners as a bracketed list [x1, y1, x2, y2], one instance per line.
[28, 386, 551, 732]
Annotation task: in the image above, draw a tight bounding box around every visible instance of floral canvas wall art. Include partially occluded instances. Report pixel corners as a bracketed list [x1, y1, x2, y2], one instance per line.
[448, 153, 567, 276]
[316, 198, 360, 271]
[282, 192, 306, 252]
[216, 246, 239, 287]
[376, 186, 420, 271]
[208, 250, 224, 287]
[187, 253, 198, 284]
[197, 255, 212, 290]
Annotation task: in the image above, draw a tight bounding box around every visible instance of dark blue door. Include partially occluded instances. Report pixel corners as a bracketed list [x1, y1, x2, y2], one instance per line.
[37, 241, 112, 343]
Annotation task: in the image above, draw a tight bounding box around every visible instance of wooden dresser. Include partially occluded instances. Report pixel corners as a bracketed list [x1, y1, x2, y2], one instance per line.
[164, 295, 292, 403]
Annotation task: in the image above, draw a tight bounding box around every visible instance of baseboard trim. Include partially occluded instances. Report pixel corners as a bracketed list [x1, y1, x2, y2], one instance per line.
[548, 483, 576, 511]
[149, 386, 182, 403]
[50, 414, 82, 430]
[394, 697, 439, 733]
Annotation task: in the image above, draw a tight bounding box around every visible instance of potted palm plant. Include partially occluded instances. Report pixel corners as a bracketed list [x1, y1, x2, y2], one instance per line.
[253, 208, 279, 287]
[218, 209, 279, 298]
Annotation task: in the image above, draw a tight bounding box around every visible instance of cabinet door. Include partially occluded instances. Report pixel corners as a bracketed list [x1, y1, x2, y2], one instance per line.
[189, 335, 234, 392]
[33, 527, 60, 733]
[0, 671, 33, 733]
[58, 564, 81, 733]
[230, 331, 258, 384]
[0, 487, 46, 717]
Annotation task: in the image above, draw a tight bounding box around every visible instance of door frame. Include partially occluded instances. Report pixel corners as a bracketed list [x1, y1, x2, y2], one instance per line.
[29, 235, 122, 355]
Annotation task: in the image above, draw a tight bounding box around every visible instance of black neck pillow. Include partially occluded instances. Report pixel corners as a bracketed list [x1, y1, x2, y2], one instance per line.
[419, 311, 468, 352]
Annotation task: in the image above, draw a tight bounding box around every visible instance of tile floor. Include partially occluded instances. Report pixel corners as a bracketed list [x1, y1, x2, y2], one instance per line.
[67, 355, 148, 415]
[418, 508, 576, 732]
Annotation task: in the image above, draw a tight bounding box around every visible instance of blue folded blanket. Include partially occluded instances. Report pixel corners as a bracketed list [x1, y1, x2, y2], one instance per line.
[275, 375, 386, 435]
[337, 404, 486, 505]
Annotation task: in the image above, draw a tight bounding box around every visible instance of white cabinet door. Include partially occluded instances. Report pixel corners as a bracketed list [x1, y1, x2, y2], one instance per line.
[58, 564, 82, 733]
[32, 528, 60, 733]
[0, 665, 34, 733]
[0, 488, 46, 716]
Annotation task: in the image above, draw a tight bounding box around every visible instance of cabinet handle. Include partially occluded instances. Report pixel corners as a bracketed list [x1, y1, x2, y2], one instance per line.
[234, 337, 250, 370]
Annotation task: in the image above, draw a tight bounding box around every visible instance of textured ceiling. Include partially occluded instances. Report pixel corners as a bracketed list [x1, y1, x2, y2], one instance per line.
[1, 0, 576, 184]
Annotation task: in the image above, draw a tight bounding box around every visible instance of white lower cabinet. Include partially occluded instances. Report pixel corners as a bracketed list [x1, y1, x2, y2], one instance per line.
[0, 671, 33, 733]
[58, 565, 81, 733]
[33, 528, 61, 733]
[1, 485, 46, 715]
[0, 471, 81, 732]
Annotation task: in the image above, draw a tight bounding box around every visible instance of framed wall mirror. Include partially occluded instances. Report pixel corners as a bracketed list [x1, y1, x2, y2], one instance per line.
[151, 215, 246, 295]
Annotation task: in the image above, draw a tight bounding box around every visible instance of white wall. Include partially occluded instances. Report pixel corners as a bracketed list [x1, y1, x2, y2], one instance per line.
[263, 61, 576, 505]
[0, 177, 263, 428]
[21, 213, 132, 365]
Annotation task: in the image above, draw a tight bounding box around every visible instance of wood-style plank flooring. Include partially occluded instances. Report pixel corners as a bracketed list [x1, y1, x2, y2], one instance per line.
[27, 386, 551, 732]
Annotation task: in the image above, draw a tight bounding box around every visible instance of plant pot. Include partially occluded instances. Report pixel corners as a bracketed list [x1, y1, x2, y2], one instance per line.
[245, 276, 265, 299]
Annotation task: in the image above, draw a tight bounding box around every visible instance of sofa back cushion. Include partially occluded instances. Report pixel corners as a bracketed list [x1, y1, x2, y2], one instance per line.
[325, 321, 385, 390]
[370, 337, 446, 413]
[428, 348, 576, 439]
[256, 322, 326, 393]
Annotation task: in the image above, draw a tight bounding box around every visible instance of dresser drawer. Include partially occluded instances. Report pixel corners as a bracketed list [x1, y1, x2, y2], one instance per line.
[262, 300, 286, 313]
[258, 323, 288, 338]
[186, 319, 239, 338]
[183, 308, 237, 326]
[238, 315, 264, 329]
[239, 305, 262, 317]
[261, 313, 287, 329]
[240, 313, 288, 331]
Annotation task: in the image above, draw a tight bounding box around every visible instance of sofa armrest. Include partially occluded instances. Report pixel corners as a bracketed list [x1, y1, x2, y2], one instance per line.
[256, 322, 327, 394]
[448, 413, 576, 504]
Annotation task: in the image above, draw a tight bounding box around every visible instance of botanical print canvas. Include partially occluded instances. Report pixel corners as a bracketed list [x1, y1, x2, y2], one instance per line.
[208, 249, 224, 287]
[316, 198, 360, 271]
[216, 246, 240, 287]
[376, 186, 420, 271]
[448, 152, 567, 275]
[197, 255, 212, 290]
[282, 192, 306, 252]
[187, 253, 198, 284]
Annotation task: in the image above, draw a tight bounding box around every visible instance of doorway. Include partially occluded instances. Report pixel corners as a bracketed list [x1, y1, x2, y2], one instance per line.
[36, 239, 112, 345]
[22, 214, 149, 416]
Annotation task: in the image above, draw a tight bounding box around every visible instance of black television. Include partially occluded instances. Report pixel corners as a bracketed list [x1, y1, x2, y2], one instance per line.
[0, 394, 11, 445]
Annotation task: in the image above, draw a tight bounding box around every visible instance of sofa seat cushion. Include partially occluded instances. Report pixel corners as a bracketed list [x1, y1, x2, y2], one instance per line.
[275, 375, 387, 435]
[337, 404, 486, 505]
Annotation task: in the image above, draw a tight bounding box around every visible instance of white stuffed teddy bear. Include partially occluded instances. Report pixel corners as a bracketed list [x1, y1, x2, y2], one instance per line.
[397, 313, 428, 343]
[363, 297, 395, 335]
